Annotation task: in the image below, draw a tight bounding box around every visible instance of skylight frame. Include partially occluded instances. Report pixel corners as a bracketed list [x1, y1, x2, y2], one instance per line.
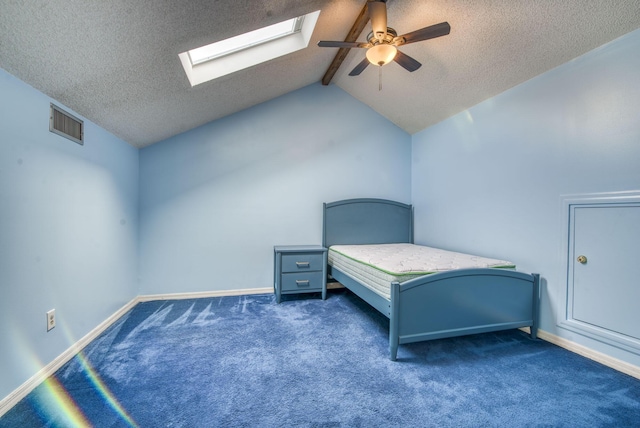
[179, 10, 320, 87]
[188, 16, 305, 66]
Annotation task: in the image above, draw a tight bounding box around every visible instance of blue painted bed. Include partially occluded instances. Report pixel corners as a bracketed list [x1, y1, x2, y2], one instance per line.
[323, 198, 540, 361]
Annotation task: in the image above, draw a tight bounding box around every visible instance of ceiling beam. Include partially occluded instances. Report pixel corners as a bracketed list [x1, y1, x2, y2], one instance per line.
[321, 1, 371, 86]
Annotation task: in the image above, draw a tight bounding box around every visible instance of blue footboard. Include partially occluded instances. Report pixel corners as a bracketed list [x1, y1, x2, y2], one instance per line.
[389, 268, 540, 361]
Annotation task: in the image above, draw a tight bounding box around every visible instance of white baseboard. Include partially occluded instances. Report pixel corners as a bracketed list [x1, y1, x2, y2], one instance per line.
[0, 287, 273, 417]
[536, 329, 640, 380]
[137, 287, 273, 302]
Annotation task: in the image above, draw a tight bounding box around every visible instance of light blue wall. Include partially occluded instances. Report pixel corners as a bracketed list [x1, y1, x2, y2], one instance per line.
[411, 29, 640, 366]
[139, 83, 411, 295]
[4, 25, 639, 404]
[0, 68, 139, 399]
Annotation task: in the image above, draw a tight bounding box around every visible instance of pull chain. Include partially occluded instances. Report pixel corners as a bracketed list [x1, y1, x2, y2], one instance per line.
[378, 61, 384, 91]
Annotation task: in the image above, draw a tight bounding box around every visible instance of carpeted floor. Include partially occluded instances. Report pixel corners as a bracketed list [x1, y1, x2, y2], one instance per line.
[2, 290, 639, 427]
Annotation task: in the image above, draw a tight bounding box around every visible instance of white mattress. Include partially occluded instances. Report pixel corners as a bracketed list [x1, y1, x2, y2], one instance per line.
[328, 243, 515, 300]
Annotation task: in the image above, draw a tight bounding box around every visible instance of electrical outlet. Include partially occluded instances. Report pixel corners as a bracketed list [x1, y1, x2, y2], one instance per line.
[46, 309, 56, 331]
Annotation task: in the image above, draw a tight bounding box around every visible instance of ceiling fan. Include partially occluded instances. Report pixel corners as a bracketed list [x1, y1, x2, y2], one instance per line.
[318, 0, 450, 77]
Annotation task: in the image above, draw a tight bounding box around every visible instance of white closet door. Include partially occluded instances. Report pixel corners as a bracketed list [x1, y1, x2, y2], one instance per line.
[572, 205, 640, 340]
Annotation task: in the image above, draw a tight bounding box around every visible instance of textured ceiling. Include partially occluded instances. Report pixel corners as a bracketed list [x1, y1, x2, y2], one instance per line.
[1, 1, 639, 148]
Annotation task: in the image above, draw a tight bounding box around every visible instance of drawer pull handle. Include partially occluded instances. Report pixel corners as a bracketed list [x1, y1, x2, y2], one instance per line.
[295, 280, 310, 287]
[296, 262, 310, 268]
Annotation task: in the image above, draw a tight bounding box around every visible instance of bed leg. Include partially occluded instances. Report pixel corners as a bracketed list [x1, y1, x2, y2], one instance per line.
[390, 344, 398, 361]
[530, 273, 540, 340]
[389, 281, 400, 361]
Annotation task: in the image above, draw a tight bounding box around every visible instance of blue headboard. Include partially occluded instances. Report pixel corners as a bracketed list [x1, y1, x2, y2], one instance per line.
[323, 198, 414, 248]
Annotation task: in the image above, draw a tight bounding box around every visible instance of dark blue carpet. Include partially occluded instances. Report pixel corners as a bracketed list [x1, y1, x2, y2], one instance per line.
[2, 290, 639, 427]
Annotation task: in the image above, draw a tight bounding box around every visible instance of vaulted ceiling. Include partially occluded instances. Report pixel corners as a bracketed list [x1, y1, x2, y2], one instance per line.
[1, 1, 639, 148]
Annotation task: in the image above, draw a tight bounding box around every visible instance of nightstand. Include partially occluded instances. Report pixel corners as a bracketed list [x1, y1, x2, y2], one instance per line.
[274, 245, 327, 303]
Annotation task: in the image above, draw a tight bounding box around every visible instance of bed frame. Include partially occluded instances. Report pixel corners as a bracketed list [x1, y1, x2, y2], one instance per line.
[323, 198, 540, 361]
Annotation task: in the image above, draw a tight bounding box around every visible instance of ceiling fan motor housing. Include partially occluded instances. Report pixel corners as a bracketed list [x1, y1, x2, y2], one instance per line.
[367, 28, 398, 46]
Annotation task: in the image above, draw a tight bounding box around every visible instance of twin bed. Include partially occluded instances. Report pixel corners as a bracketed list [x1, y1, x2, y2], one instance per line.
[323, 198, 540, 361]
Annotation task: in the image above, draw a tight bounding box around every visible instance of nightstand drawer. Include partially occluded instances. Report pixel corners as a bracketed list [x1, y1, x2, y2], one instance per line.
[281, 271, 324, 292]
[281, 253, 324, 273]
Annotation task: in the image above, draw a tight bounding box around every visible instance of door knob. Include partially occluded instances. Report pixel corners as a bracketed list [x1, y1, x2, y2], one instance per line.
[577, 255, 587, 264]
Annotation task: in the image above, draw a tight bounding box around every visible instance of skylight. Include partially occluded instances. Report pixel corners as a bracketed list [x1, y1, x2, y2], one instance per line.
[188, 17, 304, 65]
[179, 10, 320, 86]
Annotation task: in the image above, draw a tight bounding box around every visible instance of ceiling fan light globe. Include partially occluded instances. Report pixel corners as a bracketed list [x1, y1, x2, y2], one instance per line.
[366, 44, 397, 66]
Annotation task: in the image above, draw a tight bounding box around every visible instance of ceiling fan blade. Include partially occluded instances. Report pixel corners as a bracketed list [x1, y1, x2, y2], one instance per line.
[318, 41, 370, 48]
[369, 1, 388, 41]
[349, 57, 370, 76]
[393, 50, 422, 72]
[396, 22, 451, 45]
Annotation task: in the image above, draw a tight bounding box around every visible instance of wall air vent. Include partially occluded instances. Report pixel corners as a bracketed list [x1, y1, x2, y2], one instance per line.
[50, 104, 84, 145]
